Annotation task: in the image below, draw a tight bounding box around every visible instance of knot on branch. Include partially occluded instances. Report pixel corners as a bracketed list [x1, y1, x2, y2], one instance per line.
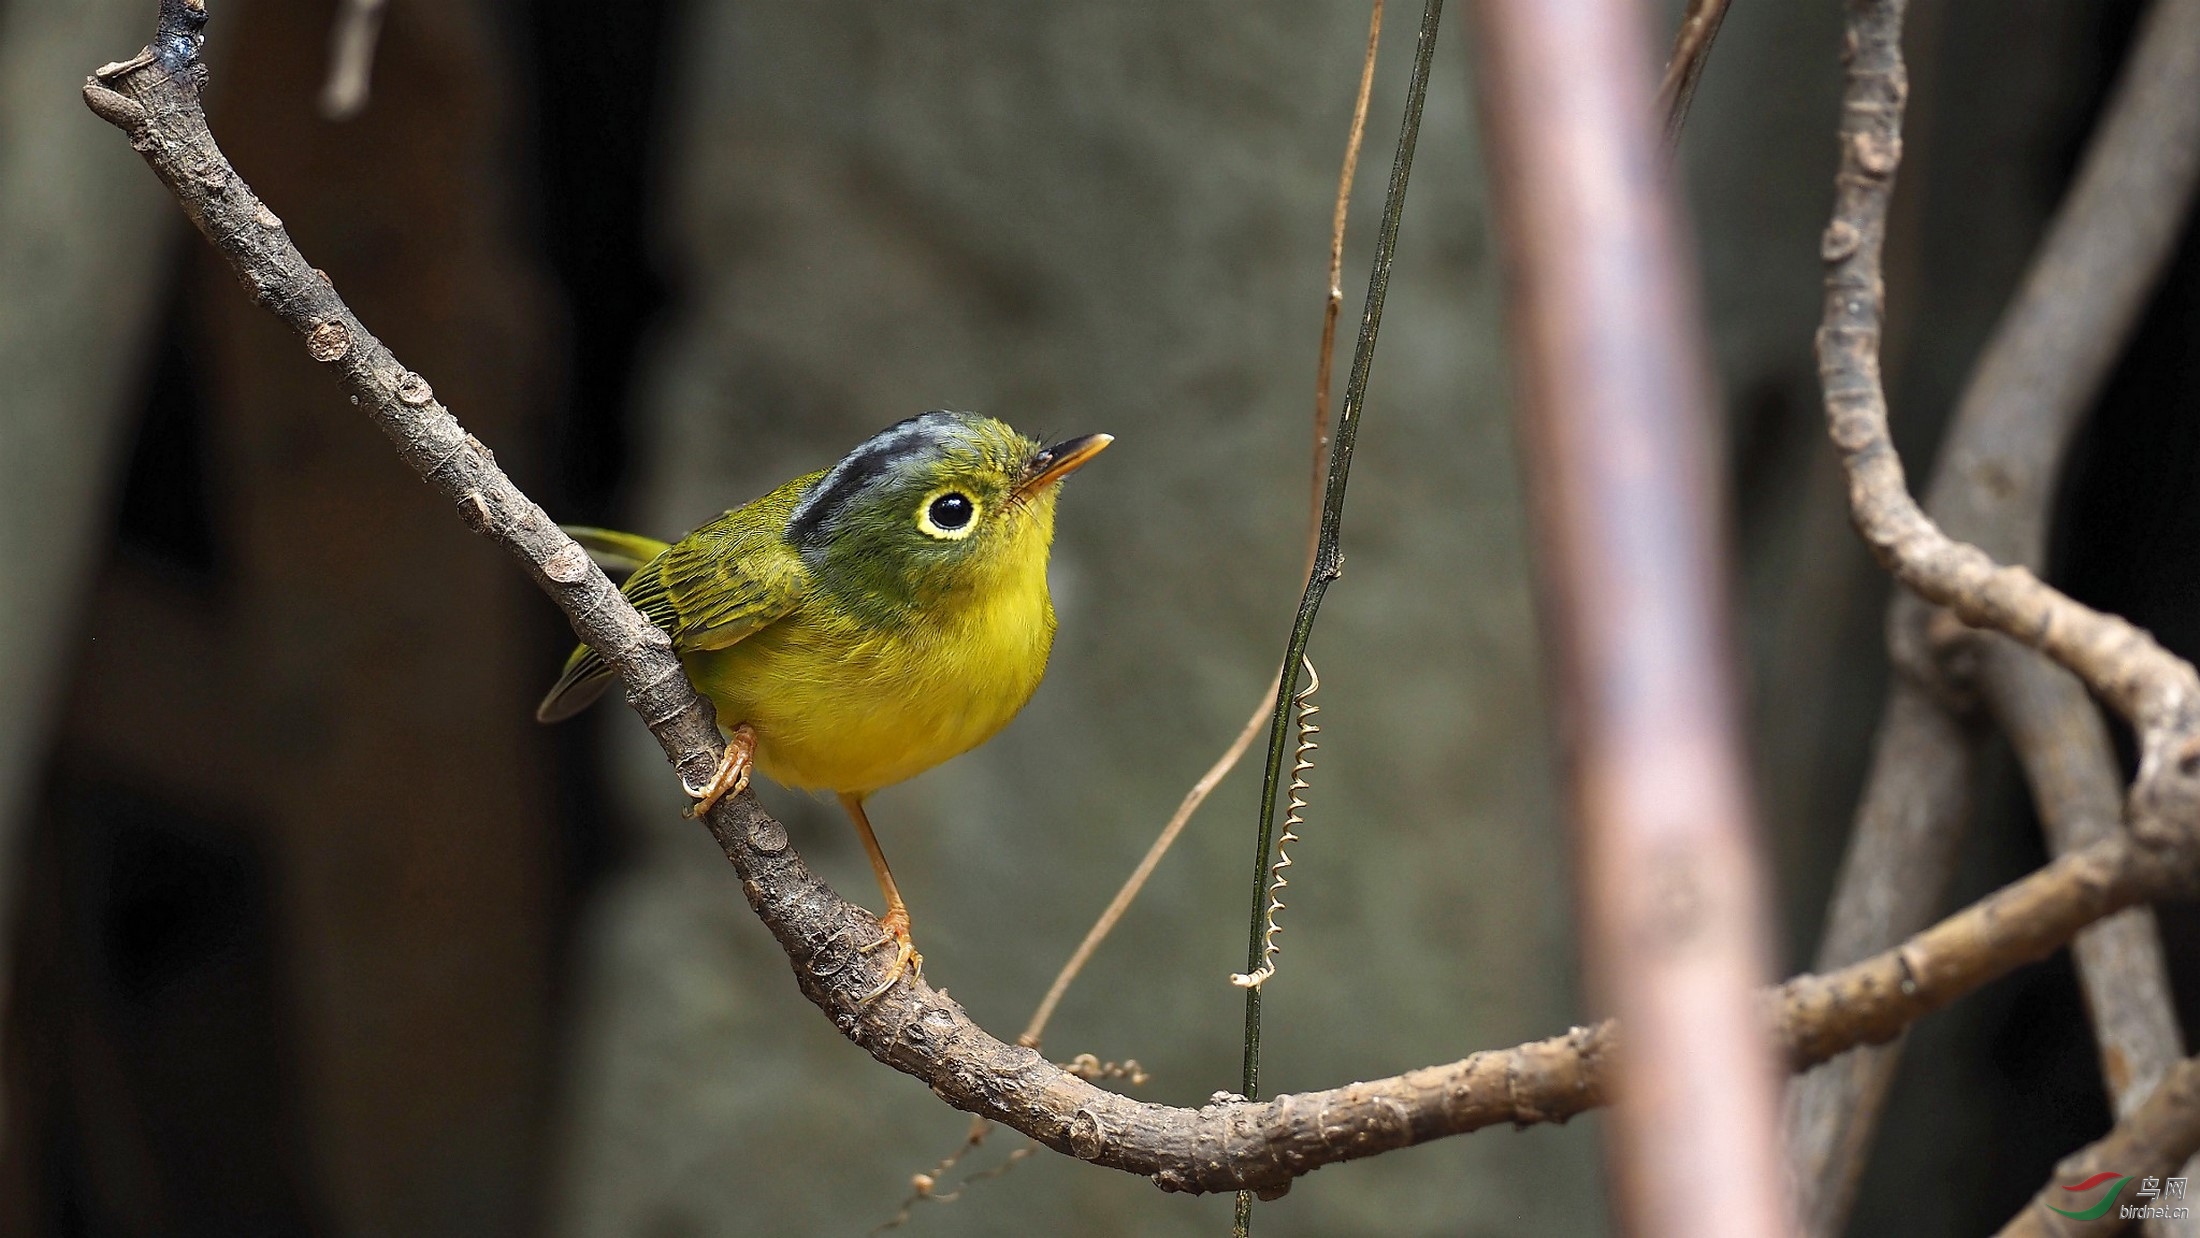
[2130, 728, 2200, 867]
[1885, 595, 1983, 714]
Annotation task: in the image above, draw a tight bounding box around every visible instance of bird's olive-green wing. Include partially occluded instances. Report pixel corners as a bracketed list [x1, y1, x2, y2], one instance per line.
[534, 476, 820, 723]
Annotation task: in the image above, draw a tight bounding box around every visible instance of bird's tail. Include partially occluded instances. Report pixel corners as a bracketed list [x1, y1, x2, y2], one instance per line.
[535, 526, 674, 723]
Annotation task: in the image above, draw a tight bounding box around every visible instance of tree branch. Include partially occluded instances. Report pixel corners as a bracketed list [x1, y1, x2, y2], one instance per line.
[1656, 0, 1732, 160]
[1470, 0, 1788, 1231]
[78, 0, 2200, 1204]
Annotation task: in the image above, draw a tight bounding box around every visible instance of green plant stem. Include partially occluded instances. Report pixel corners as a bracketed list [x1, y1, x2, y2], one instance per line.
[1233, 0, 1442, 1230]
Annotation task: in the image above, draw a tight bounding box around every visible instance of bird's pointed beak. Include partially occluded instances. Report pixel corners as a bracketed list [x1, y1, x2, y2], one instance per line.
[1014, 433, 1113, 500]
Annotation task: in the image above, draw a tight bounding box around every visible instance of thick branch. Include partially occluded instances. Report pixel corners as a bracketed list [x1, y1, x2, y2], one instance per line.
[1471, 0, 1787, 1232]
[1999, 1054, 2200, 1238]
[80, 0, 2200, 1202]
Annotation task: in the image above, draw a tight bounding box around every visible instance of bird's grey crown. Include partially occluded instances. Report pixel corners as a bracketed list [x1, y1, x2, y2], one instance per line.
[785, 411, 976, 552]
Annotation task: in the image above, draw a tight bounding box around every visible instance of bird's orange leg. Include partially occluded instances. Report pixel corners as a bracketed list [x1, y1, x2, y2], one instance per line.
[682, 723, 757, 818]
[839, 792, 922, 1002]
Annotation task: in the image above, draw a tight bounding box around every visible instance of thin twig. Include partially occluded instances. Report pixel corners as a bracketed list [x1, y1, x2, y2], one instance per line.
[1019, 686, 1273, 1046]
[1656, 0, 1732, 161]
[1311, 0, 1384, 526]
[1236, 8, 1441, 1230]
[318, 0, 388, 121]
[1021, 0, 1386, 1063]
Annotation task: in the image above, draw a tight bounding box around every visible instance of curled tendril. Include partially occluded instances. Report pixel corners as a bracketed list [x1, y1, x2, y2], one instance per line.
[1232, 657, 1322, 989]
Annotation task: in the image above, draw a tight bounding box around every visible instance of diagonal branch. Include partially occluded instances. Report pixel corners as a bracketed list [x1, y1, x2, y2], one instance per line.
[78, 0, 2200, 1204]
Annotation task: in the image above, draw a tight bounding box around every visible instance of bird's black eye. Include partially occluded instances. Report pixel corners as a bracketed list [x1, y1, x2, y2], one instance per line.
[926, 492, 974, 531]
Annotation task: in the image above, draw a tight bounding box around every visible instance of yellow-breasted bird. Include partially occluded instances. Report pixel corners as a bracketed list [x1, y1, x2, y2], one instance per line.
[537, 411, 1110, 997]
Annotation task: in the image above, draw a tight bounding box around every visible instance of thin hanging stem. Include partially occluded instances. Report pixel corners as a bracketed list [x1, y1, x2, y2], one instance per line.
[1235, 0, 1442, 1230]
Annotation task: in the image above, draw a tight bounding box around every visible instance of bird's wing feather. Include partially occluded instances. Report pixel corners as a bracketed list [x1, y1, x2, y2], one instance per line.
[562, 526, 674, 573]
[535, 475, 819, 723]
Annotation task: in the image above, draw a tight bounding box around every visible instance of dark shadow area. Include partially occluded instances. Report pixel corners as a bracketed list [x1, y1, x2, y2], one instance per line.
[5, 773, 316, 1238]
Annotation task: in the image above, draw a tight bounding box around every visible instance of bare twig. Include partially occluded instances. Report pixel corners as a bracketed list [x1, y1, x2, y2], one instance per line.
[1470, 0, 1788, 1232]
[1232, 6, 1438, 1228]
[1310, 0, 1384, 523]
[82, 0, 2200, 1203]
[892, 11, 1389, 1224]
[1656, 0, 1732, 159]
[318, 0, 388, 121]
[1998, 1053, 2200, 1238]
[1788, 0, 2200, 1225]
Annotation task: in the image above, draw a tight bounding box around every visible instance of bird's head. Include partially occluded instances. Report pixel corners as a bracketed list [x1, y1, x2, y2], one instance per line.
[785, 411, 1110, 618]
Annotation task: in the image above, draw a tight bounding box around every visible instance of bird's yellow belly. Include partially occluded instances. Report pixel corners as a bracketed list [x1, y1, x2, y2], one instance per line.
[682, 593, 1054, 795]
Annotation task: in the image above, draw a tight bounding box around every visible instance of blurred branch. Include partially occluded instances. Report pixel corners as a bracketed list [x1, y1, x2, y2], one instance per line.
[80, 0, 2200, 1204]
[1785, 682, 1977, 1231]
[318, 0, 387, 121]
[1470, 0, 1788, 1231]
[1792, 0, 2200, 1225]
[1998, 1053, 2200, 1238]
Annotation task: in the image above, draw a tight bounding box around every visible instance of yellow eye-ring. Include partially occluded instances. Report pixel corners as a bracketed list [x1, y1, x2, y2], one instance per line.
[917, 489, 979, 539]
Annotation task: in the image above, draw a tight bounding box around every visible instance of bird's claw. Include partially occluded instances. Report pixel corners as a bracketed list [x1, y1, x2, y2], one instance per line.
[858, 909, 922, 1004]
[682, 724, 757, 818]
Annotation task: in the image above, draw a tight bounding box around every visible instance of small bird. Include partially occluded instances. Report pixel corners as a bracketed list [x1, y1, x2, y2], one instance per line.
[538, 411, 1110, 998]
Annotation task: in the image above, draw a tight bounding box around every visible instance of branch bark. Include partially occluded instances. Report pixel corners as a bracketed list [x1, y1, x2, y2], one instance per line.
[79, 0, 2200, 1204]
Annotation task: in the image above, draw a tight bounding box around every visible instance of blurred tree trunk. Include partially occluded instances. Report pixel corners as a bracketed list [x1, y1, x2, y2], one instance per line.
[0, 0, 182, 1134]
[5, 2, 565, 1235]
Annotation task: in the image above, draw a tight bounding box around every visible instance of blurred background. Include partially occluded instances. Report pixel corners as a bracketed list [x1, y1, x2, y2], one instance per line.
[1, 1, 2196, 1235]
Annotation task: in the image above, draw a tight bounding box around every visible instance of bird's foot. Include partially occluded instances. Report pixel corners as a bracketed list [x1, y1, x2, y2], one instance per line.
[858, 907, 923, 1004]
[682, 723, 757, 818]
